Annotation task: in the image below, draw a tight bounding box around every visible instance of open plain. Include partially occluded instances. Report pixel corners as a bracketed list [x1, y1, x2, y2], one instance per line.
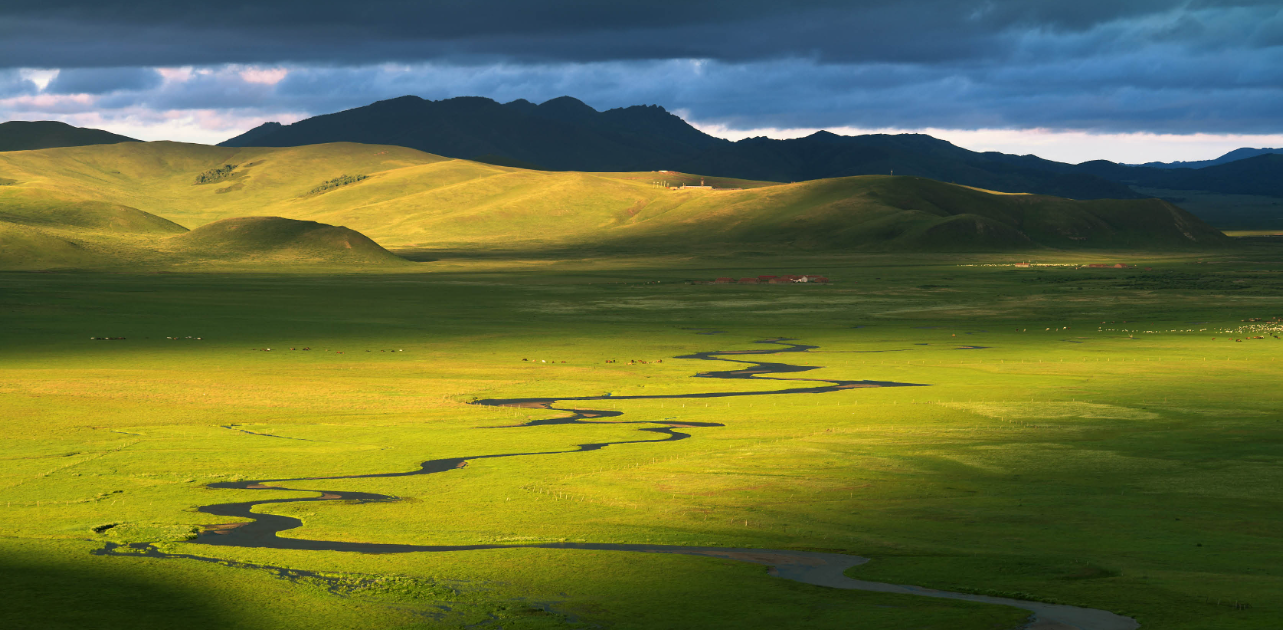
[6, 2, 1283, 627]
[2, 248, 1281, 629]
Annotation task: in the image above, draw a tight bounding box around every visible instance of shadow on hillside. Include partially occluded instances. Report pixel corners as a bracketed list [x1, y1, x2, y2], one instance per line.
[0, 554, 240, 630]
[392, 246, 789, 262]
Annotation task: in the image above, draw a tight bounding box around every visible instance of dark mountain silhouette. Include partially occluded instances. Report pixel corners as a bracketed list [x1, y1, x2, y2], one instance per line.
[1077, 154, 1283, 198]
[220, 96, 1137, 200]
[220, 96, 1282, 206]
[222, 96, 726, 173]
[1172, 154, 1283, 197]
[678, 131, 1141, 200]
[0, 121, 137, 152]
[220, 121, 283, 147]
[1136, 147, 1283, 169]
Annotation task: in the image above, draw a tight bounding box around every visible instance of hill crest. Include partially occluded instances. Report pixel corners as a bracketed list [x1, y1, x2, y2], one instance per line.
[215, 95, 1282, 219]
[1136, 147, 1283, 169]
[0, 142, 1231, 268]
[173, 216, 408, 265]
[0, 121, 137, 152]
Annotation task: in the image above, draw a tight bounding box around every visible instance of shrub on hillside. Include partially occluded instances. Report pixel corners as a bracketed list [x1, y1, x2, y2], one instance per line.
[194, 164, 237, 185]
[306, 174, 369, 196]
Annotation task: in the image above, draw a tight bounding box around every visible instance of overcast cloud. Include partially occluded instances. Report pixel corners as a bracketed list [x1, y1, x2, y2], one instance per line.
[1, 0, 1281, 162]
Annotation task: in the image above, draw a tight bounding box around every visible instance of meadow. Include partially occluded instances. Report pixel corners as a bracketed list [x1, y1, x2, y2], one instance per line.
[0, 142, 1225, 273]
[2, 248, 1281, 629]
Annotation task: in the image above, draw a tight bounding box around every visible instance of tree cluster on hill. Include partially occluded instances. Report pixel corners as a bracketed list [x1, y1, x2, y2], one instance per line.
[305, 174, 368, 196]
[194, 164, 238, 185]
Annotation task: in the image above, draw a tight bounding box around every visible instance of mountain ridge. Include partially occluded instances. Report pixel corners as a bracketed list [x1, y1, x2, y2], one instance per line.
[0, 121, 138, 152]
[1135, 147, 1283, 169]
[218, 96, 1281, 208]
[222, 95, 729, 174]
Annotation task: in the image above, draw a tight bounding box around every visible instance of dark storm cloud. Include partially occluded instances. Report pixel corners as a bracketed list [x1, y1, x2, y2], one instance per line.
[0, 0, 1277, 67]
[45, 67, 163, 94]
[1, 1, 1280, 137]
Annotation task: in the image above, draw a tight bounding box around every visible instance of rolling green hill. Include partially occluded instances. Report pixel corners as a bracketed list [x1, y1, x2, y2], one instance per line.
[0, 195, 186, 234]
[0, 181, 189, 270]
[0, 169, 408, 270]
[172, 216, 408, 265]
[0, 212, 408, 270]
[0, 222, 107, 270]
[0, 141, 1228, 268]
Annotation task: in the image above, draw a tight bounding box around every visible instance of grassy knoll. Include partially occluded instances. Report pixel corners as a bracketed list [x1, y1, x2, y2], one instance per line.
[1, 249, 1280, 629]
[0, 142, 1226, 261]
[0, 195, 411, 271]
[170, 216, 409, 266]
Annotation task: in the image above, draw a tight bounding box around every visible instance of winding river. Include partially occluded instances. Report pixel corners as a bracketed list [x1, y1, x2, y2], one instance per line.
[99, 339, 1138, 630]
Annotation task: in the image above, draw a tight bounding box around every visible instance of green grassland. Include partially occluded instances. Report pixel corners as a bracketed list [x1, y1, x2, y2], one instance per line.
[1132, 187, 1283, 231]
[2, 250, 1281, 629]
[0, 140, 1270, 628]
[0, 142, 1227, 271]
[0, 214, 411, 271]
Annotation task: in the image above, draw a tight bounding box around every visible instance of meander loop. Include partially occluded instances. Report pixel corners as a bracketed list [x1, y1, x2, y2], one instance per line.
[97, 339, 1137, 630]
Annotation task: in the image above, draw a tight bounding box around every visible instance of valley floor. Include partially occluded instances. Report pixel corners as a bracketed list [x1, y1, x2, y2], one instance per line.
[1, 250, 1280, 629]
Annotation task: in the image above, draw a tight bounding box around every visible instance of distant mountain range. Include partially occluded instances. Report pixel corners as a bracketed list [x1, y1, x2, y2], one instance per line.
[3, 102, 1279, 228]
[1076, 154, 1283, 198]
[219, 96, 1283, 206]
[0, 121, 137, 152]
[1134, 147, 1283, 169]
[224, 95, 728, 173]
[219, 96, 1140, 201]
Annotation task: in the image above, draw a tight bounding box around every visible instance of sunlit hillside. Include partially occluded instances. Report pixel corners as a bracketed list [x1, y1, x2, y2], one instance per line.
[0, 141, 1228, 265]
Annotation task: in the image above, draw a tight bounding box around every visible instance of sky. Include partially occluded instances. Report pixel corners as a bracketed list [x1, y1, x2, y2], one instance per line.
[2, 0, 1281, 164]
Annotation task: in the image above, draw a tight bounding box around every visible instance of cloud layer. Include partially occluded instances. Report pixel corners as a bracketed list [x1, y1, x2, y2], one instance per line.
[1, 1, 1280, 161]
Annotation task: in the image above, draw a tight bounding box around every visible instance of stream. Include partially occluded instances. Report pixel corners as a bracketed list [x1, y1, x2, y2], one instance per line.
[98, 339, 1138, 630]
